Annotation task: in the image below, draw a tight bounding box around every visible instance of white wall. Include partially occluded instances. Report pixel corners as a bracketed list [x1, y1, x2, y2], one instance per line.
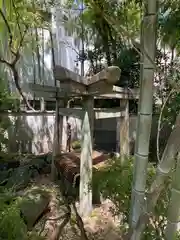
[6, 113, 137, 154]
[6, 112, 167, 155]
[51, 7, 81, 73]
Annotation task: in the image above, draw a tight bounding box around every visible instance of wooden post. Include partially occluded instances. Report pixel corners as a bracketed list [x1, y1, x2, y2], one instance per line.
[116, 118, 120, 157]
[120, 99, 129, 160]
[51, 99, 62, 180]
[40, 98, 45, 111]
[63, 98, 73, 152]
[58, 102, 64, 153]
[79, 96, 94, 217]
[62, 116, 67, 152]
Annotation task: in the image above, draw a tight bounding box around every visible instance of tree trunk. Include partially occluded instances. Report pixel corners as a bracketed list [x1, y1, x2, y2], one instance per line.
[130, 0, 157, 228]
[104, 39, 111, 66]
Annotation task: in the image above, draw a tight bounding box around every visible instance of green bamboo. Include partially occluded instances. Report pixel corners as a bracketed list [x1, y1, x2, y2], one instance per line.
[165, 153, 180, 239]
[130, 0, 157, 228]
[129, 113, 180, 239]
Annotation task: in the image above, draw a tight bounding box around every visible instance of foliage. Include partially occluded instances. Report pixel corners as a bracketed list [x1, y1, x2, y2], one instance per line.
[156, 0, 180, 127]
[0, 0, 48, 48]
[65, 0, 141, 89]
[71, 140, 81, 150]
[0, 188, 27, 240]
[163, 91, 180, 126]
[0, 0, 48, 77]
[0, 0, 54, 111]
[0, 78, 19, 110]
[0, 77, 19, 151]
[0, 187, 45, 240]
[116, 47, 140, 88]
[159, 0, 180, 50]
[93, 157, 176, 239]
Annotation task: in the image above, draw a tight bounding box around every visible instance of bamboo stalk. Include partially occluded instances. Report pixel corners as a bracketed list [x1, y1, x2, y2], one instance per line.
[130, 0, 157, 228]
[165, 153, 180, 239]
[127, 113, 180, 239]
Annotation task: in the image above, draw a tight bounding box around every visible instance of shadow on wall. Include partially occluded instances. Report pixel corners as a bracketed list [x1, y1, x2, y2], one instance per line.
[32, 114, 54, 153]
[7, 114, 54, 154]
[7, 114, 81, 155]
[8, 115, 34, 153]
[6, 113, 171, 158]
[68, 117, 81, 142]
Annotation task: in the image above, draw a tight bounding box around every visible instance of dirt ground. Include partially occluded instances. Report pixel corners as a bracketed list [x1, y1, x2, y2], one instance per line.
[33, 173, 122, 240]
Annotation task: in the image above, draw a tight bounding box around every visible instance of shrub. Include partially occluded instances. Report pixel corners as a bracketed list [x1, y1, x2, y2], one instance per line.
[0, 187, 45, 240]
[93, 156, 176, 239]
[0, 188, 27, 240]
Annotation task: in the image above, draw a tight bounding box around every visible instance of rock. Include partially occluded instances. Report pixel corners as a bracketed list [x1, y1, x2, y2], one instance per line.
[0, 170, 10, 186]
[0, 162, 8, 171]
[19, 188, 50, 230]
[7, 160, 20, 169]
[20, 154, 51, 177]
[30, 158, 47, 174]
[30, 169, 39, 178]
[5, 166, 31, 191]
[44, 152, 52, 164]
[41, 164, 51, 174]
[0, 160, 20, 170]
[0, 153, 20, 170]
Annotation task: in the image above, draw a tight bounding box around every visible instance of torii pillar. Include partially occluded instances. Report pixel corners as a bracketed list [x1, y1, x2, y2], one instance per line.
[54, 65, 121, 217]
[80, 67, 121, 216]
[120, 99, 129, 161]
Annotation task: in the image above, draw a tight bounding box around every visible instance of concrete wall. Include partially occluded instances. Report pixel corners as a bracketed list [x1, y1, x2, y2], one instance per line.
[6, 113, 170, 158]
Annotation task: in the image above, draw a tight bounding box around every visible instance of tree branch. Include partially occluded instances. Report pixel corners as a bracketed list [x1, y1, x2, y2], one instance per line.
[156, 89, 175, 163]
[0, 8, 16, 56]
[0, 7, 35, 110]
[12, 0, 23, 39]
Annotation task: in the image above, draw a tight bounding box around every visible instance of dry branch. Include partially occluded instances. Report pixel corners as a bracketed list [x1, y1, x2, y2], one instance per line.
[50, 212, 71, 240]
[72, 202, 89, 240]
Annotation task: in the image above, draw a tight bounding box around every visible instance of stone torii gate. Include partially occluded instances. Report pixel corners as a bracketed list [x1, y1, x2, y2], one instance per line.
[54, 65, 121, 216]
[28, 65, 121, 216]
